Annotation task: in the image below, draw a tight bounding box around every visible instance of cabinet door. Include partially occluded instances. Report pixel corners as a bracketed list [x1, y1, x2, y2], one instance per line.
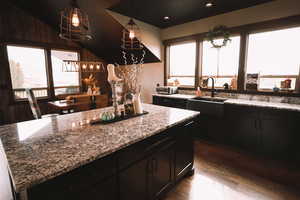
[150, 141, 175, 200]
[235, 118, 260, 153]
[225, 105, 260, 153]
[76, 177, 117, 200]
[260, 110, 300, 160]
[175, 123, 193, 181]
[119, 158, 149, 200]
[153, 96, 187, 109]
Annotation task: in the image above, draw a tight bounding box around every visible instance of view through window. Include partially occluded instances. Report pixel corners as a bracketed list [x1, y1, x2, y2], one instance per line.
[169, 42, 196, 86]
[7, 46, 48, 99]
[51, 50, 79, 95]
[202, 36, 240, 88]
[247, 27, 300, 90]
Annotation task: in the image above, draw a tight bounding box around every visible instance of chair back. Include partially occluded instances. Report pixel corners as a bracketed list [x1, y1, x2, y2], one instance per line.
[94, 95, 109, 109]
[26, 88, 42, 119]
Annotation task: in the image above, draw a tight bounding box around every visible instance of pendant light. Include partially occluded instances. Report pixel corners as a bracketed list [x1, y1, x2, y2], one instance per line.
[62, 60, 105, 73]
[59, 0, 92, 41]
[121, 0, 143, 50]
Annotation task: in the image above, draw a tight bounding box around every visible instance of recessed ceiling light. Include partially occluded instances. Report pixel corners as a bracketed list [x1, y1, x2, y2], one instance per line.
[205, 2, 213, 7]
[164, 16, 170, 20]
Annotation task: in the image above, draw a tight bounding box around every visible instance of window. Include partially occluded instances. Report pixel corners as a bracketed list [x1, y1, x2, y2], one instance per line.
[247, 27, 300, 90]
[168, 41, 196, 86]
[7, 46, 48, 99]
[51, 50, 80, 95]
[202, 36, 240, 88]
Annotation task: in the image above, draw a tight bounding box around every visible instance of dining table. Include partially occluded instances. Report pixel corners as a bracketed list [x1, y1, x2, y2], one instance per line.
[47, 94, 108, 114]
[47, 100, 88, 114]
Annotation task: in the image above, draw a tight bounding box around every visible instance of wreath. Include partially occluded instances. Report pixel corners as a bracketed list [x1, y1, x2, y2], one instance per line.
[206, 25, 231, 48]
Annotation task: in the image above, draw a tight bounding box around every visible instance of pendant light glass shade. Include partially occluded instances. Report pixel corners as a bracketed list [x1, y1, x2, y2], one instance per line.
[59, 0, 92, 41]
[62, 60, 105, 72]
[121, 19, 143, 50]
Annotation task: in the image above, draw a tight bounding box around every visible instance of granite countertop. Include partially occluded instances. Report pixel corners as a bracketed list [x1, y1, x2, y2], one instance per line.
[152, 93, 196, 100]
[0, 104, 199, 192]
[224, 99, 300, 112]
[152, 93, 300, 112]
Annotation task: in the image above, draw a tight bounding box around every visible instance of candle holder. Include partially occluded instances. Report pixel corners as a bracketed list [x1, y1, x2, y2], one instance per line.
[109, 80, 121, 117]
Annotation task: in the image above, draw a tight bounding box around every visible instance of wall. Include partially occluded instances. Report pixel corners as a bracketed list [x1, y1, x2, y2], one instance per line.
[0, 2, 109, 124]
[161, 0, 300, 40]
[107, 10, 164, 103]
[140, 63, 164, 103]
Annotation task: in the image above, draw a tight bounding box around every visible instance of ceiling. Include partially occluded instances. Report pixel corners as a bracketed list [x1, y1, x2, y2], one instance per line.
[110, 0, 274, 28]
[10, 0, 275, 63]
[10, 0, 160, 64]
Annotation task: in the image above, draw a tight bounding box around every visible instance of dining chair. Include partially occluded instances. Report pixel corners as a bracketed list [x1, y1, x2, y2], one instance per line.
[25, 89, 59, 119]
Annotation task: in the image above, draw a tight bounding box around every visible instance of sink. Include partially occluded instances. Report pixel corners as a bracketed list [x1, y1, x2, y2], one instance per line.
[192, 97, 227, 103]
[187, 97, 227, 118]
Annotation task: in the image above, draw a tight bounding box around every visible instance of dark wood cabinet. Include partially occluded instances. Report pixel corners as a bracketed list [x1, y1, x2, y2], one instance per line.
[26, 119, 195, 200]
[119, 158, 149, 200]
[174, 122, 194, 181]
[153, 96, 187, 109]
[225, 104, 300, 162]
[226, 105, 260, 153]
[77, 177, 117, 200]
[259, 110, 300, 161]
[149, 141, 175, 199]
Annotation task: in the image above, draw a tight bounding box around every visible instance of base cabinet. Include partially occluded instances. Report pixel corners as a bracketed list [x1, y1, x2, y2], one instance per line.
[174, 122, 194, 181]
[153, 96, 187, 109]
[119, 158, 149, 200]
[24, 120, 195, 200]
[150, 141, 175, 199]
[225, 104, 300, 162]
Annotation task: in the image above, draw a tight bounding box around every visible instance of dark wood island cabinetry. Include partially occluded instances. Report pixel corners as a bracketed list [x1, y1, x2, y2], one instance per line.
[27, 121, 194, 200]
[0, 104, 199, 200]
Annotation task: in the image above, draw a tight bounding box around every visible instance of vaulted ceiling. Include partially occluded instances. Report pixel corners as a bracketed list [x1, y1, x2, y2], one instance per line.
[10, 0, 160, 64]
[10, 0, 274, 64]
[110, 0, 274, 28]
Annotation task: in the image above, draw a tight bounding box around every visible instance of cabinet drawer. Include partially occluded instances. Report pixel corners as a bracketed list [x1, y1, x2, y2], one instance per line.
[118, 133, 174, 170]
[153, 96, 187, 109]
[28, 155, 116, 200]
[225, 104, 259, 118]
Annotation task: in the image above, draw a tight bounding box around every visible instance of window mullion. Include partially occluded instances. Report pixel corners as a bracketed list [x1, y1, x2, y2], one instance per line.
[197, 40, 203, 87]
[237, 32, 248, 91]
[164, 45, 170, 86]
[194, 39, 200, 88]
[45, 48, 55, 100]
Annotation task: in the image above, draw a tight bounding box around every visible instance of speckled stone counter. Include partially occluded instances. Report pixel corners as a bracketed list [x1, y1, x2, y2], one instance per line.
[153, 93, 300, 112]
[225, 99, 300, 112]
[0, 104, 199, 193]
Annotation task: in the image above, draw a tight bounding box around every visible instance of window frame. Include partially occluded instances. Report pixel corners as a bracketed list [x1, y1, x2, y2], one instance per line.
[164, 15, 300, 97]
[5, 43, 81, 102]
[166, 40, 198, 88]
[200, 34, 241, 89]
[50, 48, 81, 98]
[245, 27, 300, 91]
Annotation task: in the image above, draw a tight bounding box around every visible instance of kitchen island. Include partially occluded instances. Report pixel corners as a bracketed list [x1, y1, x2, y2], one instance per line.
[0, 104, 199, 200]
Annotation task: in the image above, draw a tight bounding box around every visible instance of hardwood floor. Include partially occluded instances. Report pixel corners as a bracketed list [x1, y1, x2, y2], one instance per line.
[164, 140, 300, 200]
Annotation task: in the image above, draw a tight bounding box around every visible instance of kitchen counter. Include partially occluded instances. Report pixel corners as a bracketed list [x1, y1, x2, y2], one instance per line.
[152, 93, 300, 112]
[0, 104, 199, 193]
[225, 98, 300, 112]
